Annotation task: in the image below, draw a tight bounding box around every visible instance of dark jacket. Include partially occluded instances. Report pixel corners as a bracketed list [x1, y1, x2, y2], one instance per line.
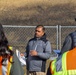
[61, 31, 76, 54]
[26, 34, 52, 72]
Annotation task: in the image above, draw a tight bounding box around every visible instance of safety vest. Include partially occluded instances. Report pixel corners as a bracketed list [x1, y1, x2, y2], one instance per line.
[0, 46, 13, 75]
[51, 47, 76, 75]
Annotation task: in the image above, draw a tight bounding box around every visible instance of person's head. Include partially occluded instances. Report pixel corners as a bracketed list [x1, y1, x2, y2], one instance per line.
[35, 25, 45, 38]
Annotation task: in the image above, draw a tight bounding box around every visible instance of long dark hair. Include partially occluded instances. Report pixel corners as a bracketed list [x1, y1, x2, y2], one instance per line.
[0, 24, 14, 64]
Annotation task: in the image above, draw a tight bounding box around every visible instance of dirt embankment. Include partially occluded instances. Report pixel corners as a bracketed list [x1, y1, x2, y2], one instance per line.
[0, 0, 76, 26]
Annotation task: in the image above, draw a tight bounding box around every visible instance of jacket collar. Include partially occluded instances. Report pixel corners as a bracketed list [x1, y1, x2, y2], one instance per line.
[34, 33, 48, 43]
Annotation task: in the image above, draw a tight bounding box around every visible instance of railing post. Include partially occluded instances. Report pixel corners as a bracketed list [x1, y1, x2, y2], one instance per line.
[59, 25, 61, 50]
[56, 25, 59, 50]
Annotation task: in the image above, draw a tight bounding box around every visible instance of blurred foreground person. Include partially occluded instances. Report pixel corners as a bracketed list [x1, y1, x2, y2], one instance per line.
[0, 24, 24, 75]
[47, 31, 76, 75]
[61, 30, 76, 54]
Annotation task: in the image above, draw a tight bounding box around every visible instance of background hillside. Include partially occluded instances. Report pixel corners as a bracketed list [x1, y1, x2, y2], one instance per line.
[0, 0, 76, 26]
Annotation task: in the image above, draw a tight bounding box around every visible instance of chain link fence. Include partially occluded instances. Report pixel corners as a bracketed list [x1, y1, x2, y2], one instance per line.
[3, 25, 58, 52]
[3, 25, 76, 52]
